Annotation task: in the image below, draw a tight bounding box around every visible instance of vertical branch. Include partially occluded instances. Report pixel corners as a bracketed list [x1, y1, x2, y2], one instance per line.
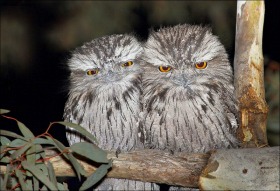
[234, 1, 268, 147]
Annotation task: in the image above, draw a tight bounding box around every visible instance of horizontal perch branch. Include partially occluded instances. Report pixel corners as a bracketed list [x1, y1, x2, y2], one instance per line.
[48, 149, 209, 188]
[1, 147, 279, 189]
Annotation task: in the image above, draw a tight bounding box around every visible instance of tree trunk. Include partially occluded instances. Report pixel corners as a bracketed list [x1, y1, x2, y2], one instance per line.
[234, 0, 268, 147]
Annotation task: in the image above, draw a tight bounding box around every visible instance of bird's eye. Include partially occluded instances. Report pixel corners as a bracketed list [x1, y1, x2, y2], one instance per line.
[121, 61, 133, 67]
[159, 66, 172, 72]
[195, 62, 207, 69]
[86, 69, 99, 75]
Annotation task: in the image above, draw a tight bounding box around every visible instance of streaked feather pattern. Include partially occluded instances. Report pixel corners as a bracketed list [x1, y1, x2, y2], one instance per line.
[141, 24, 239, 153]
[64, 34, 158, 190]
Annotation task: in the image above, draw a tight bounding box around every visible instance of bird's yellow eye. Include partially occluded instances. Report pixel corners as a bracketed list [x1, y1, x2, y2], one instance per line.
[86, 69, 99, 75]
[195, 62, 207, 69]
[159, 66, 172, 72]
[121, 61, 133, 67]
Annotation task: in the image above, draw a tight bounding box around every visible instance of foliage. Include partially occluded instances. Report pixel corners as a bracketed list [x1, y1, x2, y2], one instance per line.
[0, 109, 111, 191]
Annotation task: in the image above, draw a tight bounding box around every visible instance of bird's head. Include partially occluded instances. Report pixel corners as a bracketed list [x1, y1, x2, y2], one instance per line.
[141, 24, 234, 100]
[67, 34, 143, 93]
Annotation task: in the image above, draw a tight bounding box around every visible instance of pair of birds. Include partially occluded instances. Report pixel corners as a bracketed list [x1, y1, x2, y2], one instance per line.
[63, 24, 239, 190]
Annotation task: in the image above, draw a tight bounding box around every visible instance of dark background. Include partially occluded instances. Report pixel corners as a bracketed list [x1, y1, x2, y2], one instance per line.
[1, 1, 279, 147]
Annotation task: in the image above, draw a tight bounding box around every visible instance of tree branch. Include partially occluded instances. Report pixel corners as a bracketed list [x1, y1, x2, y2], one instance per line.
[1, 147, 279, 189]
[47, 149, 209, 188]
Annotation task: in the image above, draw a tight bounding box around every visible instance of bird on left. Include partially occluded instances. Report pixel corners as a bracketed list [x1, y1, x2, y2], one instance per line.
[63, 34, 158, 190]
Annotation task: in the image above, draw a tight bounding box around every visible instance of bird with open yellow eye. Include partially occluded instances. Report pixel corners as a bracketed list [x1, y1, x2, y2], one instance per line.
[86, 69, 99, 75]
[159, 66, 172, 72]
[64, 34, 154, 190]
[121, 61, 133, 67]
[195, 61, 207, 69]
[141, 24, 239, 191]
[158, 62, 207, 72]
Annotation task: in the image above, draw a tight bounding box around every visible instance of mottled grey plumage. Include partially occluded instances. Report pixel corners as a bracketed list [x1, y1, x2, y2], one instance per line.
[141, 24, 239, 190]
[141, 24, 239, 153]
[64, 34, 157, 190]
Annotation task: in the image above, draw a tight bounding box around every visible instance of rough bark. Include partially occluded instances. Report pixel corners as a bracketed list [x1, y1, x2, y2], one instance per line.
[199, 147, 279, 190]
[46, 149, 209, 188]
[234, 1, 268, 147]
[1, 147, 279, 189]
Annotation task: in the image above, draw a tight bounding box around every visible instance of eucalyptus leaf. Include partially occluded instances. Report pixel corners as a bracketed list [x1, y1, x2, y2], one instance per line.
[26, 145, 37, 177]
[27, 145, 36, 164]
[57, 182, 69, 191]
[79, 161, 112, 191]
[32, 144, 45, 154]
[46, 137, 68, 159]
[15, 169, 27, 190]
[70, 142, 108, 163]
[36, 163, 49, 176]
[0, 136, 11, 145]
[0, 109, 10, 114]
[41, 185, 48, 191]
[0, 152, 6, 159]
[47, 161, 58, 189]
[0, 176, 4, 191]
[11, 176, 20, 191]
[33, 137, 54, 145]
[2, 164, 10, 190]
[10, 138, 27, 147]
[34, 144, 45, 160]
[0, 130, 27, 140]
[0, 145, 8, 158]
[55, 121, 98, 143]
[22, 160, 57, 190]
[48, 137, 86, 180]
[0, 156, 10, 163]
[33, 176, 39, 191]
[29, 143, 48, 160]
[26, 179, 33, 191]
[17, 120, 35, 139]
[10, 142, 32, 160]
[7, 149, 15, 155]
